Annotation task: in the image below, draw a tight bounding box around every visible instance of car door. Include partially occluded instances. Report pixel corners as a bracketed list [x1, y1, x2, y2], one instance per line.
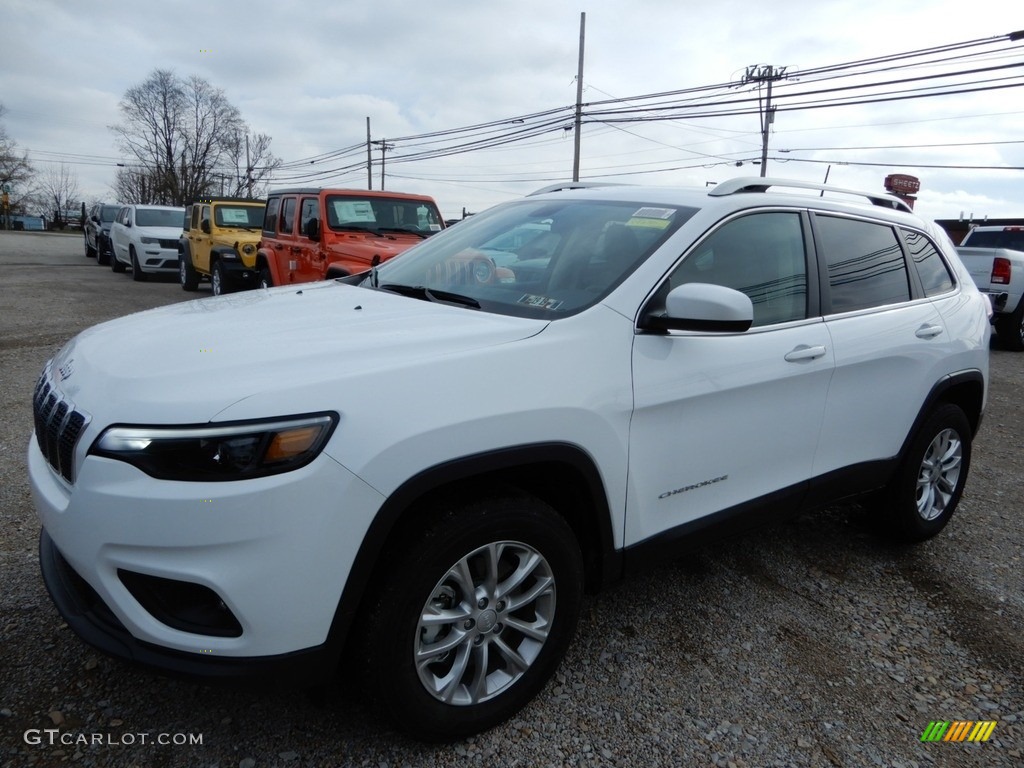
[627, 210, 834, 546]
[810, 214, 951, 478]
[191, 204, 212, 274]
[297, 196, 323, 281]
[111, 207, 130, 262]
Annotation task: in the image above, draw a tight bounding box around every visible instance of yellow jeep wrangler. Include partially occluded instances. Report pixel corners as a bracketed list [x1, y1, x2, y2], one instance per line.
[179, 198, 265, 295]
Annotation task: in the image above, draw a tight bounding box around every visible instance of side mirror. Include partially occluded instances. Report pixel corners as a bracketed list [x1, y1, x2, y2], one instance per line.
[642, 283, 753, 333]
[305, 218, 320, 241]
[201, 220, 211, 234]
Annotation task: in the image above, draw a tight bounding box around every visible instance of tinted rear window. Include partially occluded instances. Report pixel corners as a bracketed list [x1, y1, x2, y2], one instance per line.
[962, 229, 1024, 251]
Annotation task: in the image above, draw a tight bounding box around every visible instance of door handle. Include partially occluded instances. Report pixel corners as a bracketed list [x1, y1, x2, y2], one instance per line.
[915, 324, 944, 339]
[784, 345, 827, 362]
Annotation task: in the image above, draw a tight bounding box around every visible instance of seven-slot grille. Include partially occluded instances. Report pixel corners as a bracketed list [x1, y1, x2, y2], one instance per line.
[33, 368, 88, 483]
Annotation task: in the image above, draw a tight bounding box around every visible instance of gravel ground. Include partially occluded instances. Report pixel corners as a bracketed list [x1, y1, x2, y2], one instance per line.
[1, 230, 1021, 768]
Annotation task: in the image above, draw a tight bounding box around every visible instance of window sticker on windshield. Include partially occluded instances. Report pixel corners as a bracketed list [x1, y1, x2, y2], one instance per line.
[333, 200, 376, 223]
[518, 294, 563, 310]
[627, 207, 675, 229]
[221, 209, 250, 224]
[430, 224, 442, 231]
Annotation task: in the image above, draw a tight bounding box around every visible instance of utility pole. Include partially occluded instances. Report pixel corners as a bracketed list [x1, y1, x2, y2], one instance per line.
[572, 12, 586, 182]
[245, 133, 254, 198]
[742, 64, 787, 177]
[371, 140, 394, 190]
[366, 117, 372, 190]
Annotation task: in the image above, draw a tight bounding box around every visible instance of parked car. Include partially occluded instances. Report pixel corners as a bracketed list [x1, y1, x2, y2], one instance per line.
[83, 202, 121, 265]
[956, 225, 1024, 350]
[255, 188, 444, 287]
[29, 177, 989, 741]
[178, 198, 265, 295]
[109, 204, 186, 281]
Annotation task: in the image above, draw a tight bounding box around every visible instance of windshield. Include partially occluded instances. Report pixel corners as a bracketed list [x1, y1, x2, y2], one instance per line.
[326, 196, 443, 234]
[135, 208, 186, 228]
[214, 205, 264, 228]
[364, 198, 694, 318]
[100, 205, 120, 222]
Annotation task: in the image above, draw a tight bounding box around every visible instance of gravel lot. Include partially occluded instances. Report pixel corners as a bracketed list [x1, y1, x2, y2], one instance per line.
[1, 230, 1021, 768]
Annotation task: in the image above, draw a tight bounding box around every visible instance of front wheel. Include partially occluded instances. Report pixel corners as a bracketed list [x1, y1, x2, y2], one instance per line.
[358, 493, 583, 741]
[211, 261, 231, 296]
[258, 265, 273, 289]
[877, 403, 972, 543]
[111, 247, 126, 273]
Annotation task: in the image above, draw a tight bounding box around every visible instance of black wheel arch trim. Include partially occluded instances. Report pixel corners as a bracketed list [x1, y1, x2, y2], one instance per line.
[320, 441, 619, 670]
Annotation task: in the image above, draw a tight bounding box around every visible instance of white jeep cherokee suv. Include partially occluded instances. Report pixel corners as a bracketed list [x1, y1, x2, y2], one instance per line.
[109, 203, 187, 281]
[30, 178, 989, 740]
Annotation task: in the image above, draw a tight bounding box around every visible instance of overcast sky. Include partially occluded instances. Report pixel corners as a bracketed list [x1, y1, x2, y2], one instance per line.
[2, 0, 1022, 222]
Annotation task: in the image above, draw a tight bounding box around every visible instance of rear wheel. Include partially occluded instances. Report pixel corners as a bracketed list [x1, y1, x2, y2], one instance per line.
[180, 255, 199, 291]
[111, 246, 126, 273]
[130, 247, 147, 282]
[877, 403, 972, 543]
[995, 300, 1024, 351]
[358, 493, 583, 741]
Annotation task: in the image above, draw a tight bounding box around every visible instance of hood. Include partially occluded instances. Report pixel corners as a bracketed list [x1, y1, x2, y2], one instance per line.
[135, 226, 184, 239]
[50, 282, 548, 424]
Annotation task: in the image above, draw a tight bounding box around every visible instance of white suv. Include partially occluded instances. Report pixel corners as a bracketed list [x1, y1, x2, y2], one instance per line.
[30, 178, 989, 740]
[109, 204, 186, 281]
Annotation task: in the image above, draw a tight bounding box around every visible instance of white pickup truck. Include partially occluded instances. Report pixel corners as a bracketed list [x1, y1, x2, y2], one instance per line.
[957, 224, 1024, 350]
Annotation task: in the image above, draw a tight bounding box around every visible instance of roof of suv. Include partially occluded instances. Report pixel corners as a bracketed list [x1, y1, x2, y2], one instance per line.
[266, 187, 440, 201]
[527, 176, 916, 221]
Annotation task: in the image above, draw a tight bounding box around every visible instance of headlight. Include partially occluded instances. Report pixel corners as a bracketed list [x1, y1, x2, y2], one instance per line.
[89, 413, 337, 481]
[140, 236, 159, 245]
[241, 243, 256, 256]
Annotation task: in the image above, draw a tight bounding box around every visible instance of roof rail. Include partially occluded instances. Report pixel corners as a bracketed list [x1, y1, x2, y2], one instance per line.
[527, 182, 624, 197]
[709, 176, 913, 213]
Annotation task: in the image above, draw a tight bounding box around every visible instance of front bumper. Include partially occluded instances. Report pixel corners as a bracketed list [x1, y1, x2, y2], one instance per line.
[29, 434, 386, 679]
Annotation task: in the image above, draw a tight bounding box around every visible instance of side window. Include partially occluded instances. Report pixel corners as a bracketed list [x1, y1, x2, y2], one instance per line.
[816, 215, 910, 313]
[200, 206, 211, 231]
[280, 198, 296, 235]
[901, 229, 954, 296]
[299, 198, 318, 237]
[263, 198, 280, 235]
[664, 211, 808, 327]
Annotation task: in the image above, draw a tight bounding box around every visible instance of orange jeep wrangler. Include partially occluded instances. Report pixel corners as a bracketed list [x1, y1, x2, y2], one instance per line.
[255, 188, 445, 287]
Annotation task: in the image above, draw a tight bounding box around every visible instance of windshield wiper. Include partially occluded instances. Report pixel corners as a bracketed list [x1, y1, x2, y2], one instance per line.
[377, 226, 428, 239]
[378, 283, 480, 309]
[333, 224, 393, 238]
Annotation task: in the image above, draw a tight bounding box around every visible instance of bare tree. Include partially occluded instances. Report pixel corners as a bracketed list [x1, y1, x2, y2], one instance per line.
[222, 130, 282, 199]
[111, 70, 277, 205]
[39, 163, 81, 228]
[112, 166, 161, 204]
[1, 103, 36, 223]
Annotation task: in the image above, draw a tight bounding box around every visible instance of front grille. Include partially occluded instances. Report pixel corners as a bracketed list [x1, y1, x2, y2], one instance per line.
[33, 367, 89, 483]
[158, 239, 179, 249]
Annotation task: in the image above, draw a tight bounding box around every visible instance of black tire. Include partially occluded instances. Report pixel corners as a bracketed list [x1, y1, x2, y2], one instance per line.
[179, 255, 199, 291]
[995, 300, 1024, 351]
[877, 403, 972, 543]
[358, 492, 583, 741]
[258, 265, 273, 289]
[84, 235, 96, 258]
[211, 261, 231, 296]
[130, 247, 147, 282]
[111, 247, 126, 273]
